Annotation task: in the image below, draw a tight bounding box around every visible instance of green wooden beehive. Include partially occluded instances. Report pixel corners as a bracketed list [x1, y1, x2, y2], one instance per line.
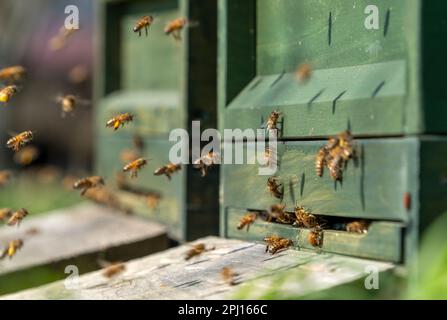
[95, 0, 218, 241]
[219, 0, 447, 264]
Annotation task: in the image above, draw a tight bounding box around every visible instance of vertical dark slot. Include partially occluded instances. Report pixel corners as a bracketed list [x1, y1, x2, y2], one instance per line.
[384, 9, 391, 37]
[328, 11, 332, 46]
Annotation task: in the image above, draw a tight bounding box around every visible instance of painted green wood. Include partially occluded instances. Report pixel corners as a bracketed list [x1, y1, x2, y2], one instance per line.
[218, 0, 447, 138]
[95, 0, 219, 241]
[222, 138, 416, 222]
[225, 208, 402, 263]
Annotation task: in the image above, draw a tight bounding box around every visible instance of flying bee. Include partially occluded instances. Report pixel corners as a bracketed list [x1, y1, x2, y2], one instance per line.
[73, 176, 105, 196]
[308, 227, 324, 248]
[68, 64, 88, 84]
[295, 63, 312, 83]
[49, 26, 77, 51]
[237, 212, 257, 231]
[6, 131, 33, 152]
[0, 208, 13, 222]
[106, 113, 134, 131]
[221, 267, 238, 286]
[266, 110, 282, 134]
[264, 235, 293, 255]
[315, 147, 328, 177]
[99, 261, 126, 279]
[120, 149, 140, 164]
[0, 85, 18, 103]
[1, 239, 23, 260]
[14, 145, 39, 166]
[184, 243, 214, 260]
[123, 158, 147, 178]
[164, 18, 187, 41]
[293, 206, 320, 229]
[267, 176, 283, 199]
[56, 94, 89, 117]
[193, 151, 219, 177]
[0, 66, 26, 84]
[346, 220, 370, 234]
[154, 162, 181, 180]
[7, 208, 29, 227]
[0, 170, 12, 187]
[133, 16, 154, 36]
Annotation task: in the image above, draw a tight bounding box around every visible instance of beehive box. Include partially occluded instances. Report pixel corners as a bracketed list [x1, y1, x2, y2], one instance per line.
[218, 0, 447, 264]
[95, 0, 218, 241]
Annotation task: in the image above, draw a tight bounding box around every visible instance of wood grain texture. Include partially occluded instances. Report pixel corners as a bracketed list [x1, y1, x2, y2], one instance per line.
[0, 204, 167, 294]
[0, 236, 394, 300]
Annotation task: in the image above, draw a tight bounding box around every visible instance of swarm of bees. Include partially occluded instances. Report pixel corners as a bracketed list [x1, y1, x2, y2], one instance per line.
[184, 243, 214, 260]
[154, 162, 181, 180]
[315, 130, 356, 181]
[267, 176, 283, 199]
[237, 212, 257, 232]
[73, 176, 105, 196]
[106, 113, 134, 131]
[7, 131, 33, 152]
[0, 239, 24, 260]
[193, 151, 219, 177]
[164, 18, 187, 41]
[264, 235, 293, 255]
[133, 16, 154, 37]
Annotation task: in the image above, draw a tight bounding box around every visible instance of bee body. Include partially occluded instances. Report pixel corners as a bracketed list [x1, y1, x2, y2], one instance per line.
[237, 212, 257, 231]
[221, 267, 238, 286]
[266, 110, 282, 133]
[154, 162, 181, 180]
[7, 131, 33, 152]
[0, 66, 26, 84]
[294, 206, 320, 229]
[185, 243, 206, 260]
[102, 263, 126, 278]
[133, 16, 154, 36]
[295, 63, 312, 82]
[106, 113, 134, 131]
[123, 158, 147, 178]
[264, 236, 292, 254]
[267, 176, 283, 199]
[346, 220, 369, 234]
[0, 85, 18, 103]
[315, 147, 328, 177]
[164, 18, 187, 40]
[1, 239, 23, 260]
[73, 176, 105, 195]
[0, 208, 13, 222]
[308, 228, 324, 247]
[193, 151, 219, 177]
[0, 170, 12, 187]
[7, 208, 29, 227]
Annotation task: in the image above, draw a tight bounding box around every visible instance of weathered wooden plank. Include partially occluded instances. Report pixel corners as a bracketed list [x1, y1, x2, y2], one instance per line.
[0, 236, 393, 300]
[0, 204, 168, 295]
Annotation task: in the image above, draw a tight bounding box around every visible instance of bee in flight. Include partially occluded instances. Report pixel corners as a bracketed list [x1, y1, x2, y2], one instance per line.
[0, 239, 23, 260]
[0, 170, 12, 188]
[264, 235, 293, 255]
[295, 63, 312, 83]
[56, 94, 89, 117]
[73, 176, 105, 196]
[0, 85, 18, 103]
[0, 208, 13, 222]
[154, 162, 181, 180]
[193, 151, 219, 177]
[7, 131, 33, 152]
[237, 212, 257, 232]
[184, 243, 214, 260]
[0, 66, 26, 84]
[267, 176, 283, 199]
[106, 113, 134, 131]
[221, 267, 238, 286]
[7, 208, 29, 227]
[123, 158, 147, 178]
[164, 18, 187, 41]
[133, 16, 154, 37]
[14, 145, 39, 166]
[98, 259, 126, 279]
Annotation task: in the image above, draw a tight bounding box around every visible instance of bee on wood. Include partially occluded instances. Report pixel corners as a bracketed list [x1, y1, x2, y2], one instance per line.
[14, 145, 39, 166]
[237, 212, 257, 231]
[193, 151, 219, 177]
[106, 113, 134, 131]
[184, 243, 214, 260]
[0, 66, 26, 84]
[0, 208, 13, 222]
[133, 16, 154, 36]
[123, 158, 147, 178]
[295, 63, 312, 83]
[7, 208, 29, 227]
[164, 18, 187, 41]
[0, 85, 18, 103]
[154, 162, 181, 180]
[73, 176, 105, 196]
[264, 235, 292, 255]
[6, 131, 33, 152]
[0, 239, 23, 260]
[221, 267, 238, 286]
[293, 206, 320, 229]
[346, 220, 370, 234]
[267, 176, 283, 199]
[327, 147, 344, 182]
[101, 262, 126, 279]
[266, 110, 282, 133]
[338, 130, 355, 160]
[268, 204, 294, 224]
[315, 147, 328, 177]
[0, 170, 12, 188]
[308, 227, 324, 248]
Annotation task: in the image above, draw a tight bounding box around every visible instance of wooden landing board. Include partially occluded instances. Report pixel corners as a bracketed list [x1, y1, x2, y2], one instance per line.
[1, 236, 394, 300]
[0, 204, 168, 295]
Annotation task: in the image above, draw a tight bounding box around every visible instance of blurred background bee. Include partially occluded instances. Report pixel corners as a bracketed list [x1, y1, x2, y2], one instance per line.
[0, 85, 18, 103]
[7, 208, 29, 227]
[123, 158, 147, 178]
[106, 113, 134, 131]
[154, 162, 181, 180]
[268, 204, 294, 224]
[6, 130, 33, 152]
[0, 170, 12, 188]
[221, 267, 238, 286]
[237, 212, 257, 231]
[73, 175, 105, 195]
[267, 176, 283, 199]
[0, 239, 23, 260]
[0, 208, 13, 222]
[48, 25, 77, 51]
[55, 94, 90, 118]
[98, 259, 126, 279]
[295, 63, 312, 83]
[346, 220, 370, 234]
[133, 15, 154, 37]
[184, 242, 214, 260]
[0, 65, 26, 84]
[13, 145, 39, 166]
[164, 17, 187, 41]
